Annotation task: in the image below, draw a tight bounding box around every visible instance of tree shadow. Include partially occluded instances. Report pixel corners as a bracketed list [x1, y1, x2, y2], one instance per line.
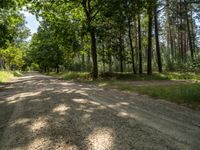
[0, 74, 199, 149]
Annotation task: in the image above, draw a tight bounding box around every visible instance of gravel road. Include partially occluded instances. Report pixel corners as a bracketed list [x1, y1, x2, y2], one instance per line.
[0, 73, 200, 150]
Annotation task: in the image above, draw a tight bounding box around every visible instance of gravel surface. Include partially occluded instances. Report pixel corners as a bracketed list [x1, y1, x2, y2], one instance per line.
[0, 73, 200, 150]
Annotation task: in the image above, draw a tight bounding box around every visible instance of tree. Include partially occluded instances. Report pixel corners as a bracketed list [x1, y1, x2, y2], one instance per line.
[154, 1, 162, 73]
[0, 43, 25, 69]
[29, 23, 66, 73]
[147, 1, 154, 75]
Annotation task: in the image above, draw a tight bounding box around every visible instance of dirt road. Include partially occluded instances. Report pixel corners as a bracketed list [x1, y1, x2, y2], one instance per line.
[0, 73, 200, 150]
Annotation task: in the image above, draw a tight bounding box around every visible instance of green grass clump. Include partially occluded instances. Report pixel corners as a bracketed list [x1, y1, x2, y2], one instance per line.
[132, 84, 200, 105]
[161, 72, 200, 80]
[97, 81, 200, 109]
[13, 71, 23, 77]
[0, 71, 14, 83]
[0, 70, 23, 83]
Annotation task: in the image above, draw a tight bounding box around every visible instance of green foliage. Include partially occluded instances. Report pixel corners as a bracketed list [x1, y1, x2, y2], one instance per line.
[0, 9, 30, 48]
[29, 23, 67, 72]
[13, 70, 22, 77]
[30, 63, 39, 71]
[0, 43, 25, 69]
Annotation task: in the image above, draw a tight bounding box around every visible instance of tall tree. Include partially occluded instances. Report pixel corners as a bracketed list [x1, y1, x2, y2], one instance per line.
[147, 2, 154, 75]
[154, 1, 162, 72]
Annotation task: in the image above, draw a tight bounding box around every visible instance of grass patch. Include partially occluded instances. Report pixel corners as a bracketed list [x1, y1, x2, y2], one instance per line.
[0, 71, 23, 83]
[48, 71, 91, 80]
[96, 81, 200, 109]
[162, 72, 200, 80]
[47, 71, 200, 81]
[100, 72, 200, 81]
[0, 71, 14, 83]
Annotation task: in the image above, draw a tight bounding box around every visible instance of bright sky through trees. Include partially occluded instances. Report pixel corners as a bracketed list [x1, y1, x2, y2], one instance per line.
[21, 11, 39, 40]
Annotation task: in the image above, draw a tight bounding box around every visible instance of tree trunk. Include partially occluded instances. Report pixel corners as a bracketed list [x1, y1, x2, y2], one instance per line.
[154, 4, 162, 73]
[147, 8, 153, 75]
[102, 43, 105, 73]
[108, 51, 112, 72]
[82, 0, 98, 79]
[90, 30, 98, 79]
[138, 14, 143, 74]
[128, 16, 137, 74]
[119, 42, 123, 73]
[81, 54, 85, 71]
[56, 65, 59, 73]
[87, 49, 91, 71]
[184, 1, 194, 60]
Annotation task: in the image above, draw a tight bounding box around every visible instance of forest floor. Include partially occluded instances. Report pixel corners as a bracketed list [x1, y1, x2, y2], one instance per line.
[0, 73, 200, 150]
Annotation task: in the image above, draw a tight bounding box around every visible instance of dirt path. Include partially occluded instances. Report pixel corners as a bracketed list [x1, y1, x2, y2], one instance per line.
[0, 73, 200, 150]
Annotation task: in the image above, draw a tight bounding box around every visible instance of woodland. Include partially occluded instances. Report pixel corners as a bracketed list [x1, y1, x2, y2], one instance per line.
[0, 0, 200, 79]
[1, 2, 200, 148]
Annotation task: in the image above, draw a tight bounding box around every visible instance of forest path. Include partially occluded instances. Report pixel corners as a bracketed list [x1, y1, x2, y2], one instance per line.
[0, 73, 200, 150]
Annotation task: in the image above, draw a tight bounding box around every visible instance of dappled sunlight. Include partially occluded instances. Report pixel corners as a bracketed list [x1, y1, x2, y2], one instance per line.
[1, 73, 200, 149]
[84, 108, 94, 113]
[117, 111, 129, 117]
[29, 117, 48, 132]
[90, 101, 101, 106]
[10, 118, 30, 127]
[86, 127, 114, 150]
[27, 137, 52, 150]
[75, 90, 89, 96]
[20, 91, 41, 98]
[82, 113, 91, 120]
[97, 105, 106, 110]
[120, 102, 129, 106]
[66, 89, 76, 93]
[6, 91, 41, 104]
[53, 104, 70, 115]
[60, 82, 75, 86]
[61, 89, 70, 92]
[80, 87, 92, 90]
[72, 98, 89, 104]
[29, 97, 50, 102]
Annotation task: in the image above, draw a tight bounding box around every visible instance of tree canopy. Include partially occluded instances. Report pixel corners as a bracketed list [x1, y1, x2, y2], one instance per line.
[0, 0, 200, 77]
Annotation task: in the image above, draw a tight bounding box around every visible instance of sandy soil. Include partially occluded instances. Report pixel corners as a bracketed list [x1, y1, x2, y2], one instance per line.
[0, 73, 200, 150]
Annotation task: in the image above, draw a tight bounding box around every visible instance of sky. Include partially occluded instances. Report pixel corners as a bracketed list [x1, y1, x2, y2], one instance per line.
[22, 11, 40, 40]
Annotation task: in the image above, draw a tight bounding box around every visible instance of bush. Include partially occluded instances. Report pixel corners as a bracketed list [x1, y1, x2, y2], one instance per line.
[13, 71, 22, 77]
[31, 63, 40, 71]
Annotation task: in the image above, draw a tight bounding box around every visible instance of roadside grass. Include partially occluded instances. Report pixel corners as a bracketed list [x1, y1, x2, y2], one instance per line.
[47, 71, 200, 81]
[48, 71, 91, 80]
[47, 71, 200, 109]
[96, 81, 200, 109]
[100, 72, 200, 81]
[0, 71, 23, 83]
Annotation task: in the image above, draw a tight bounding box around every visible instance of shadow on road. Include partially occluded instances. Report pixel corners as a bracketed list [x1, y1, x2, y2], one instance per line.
[0, 73, 200, 149]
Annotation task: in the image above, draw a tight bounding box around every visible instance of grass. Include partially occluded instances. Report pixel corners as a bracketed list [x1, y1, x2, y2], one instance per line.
[47, 71, 200, 81]
[96, 81, 200, 109]
[47, 71, 200, 109]
[0, 71, 23, 83]
[48, 71, 91, 80]
[100, 72, 200, 81]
